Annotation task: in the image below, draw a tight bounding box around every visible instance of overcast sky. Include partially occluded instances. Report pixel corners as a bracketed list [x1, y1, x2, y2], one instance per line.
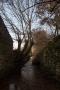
[0, 0, 54, 49]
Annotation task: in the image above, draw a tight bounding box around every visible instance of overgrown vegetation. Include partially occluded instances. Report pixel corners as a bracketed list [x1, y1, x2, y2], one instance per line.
[0, 0, 60, 81]
[33, 35, 60, 81]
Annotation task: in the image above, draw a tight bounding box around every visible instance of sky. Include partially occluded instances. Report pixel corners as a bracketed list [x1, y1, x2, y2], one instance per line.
[0, 0, 55, 49]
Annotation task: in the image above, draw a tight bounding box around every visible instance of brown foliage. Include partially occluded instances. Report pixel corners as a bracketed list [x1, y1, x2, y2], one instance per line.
[32, 30, 48, 57]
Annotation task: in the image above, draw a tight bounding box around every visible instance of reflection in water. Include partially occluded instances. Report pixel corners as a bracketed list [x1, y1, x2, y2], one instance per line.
[0, 60, 60, 90]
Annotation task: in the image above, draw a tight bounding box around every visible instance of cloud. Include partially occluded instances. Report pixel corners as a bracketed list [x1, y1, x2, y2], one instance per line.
[0, 0, 8, 2]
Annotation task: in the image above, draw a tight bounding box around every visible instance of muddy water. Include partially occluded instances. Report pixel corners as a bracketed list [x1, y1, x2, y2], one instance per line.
[0, 60, 60, 90]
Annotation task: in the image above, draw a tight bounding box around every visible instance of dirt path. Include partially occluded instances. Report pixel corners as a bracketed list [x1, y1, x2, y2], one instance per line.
[0, 60, 60, 90]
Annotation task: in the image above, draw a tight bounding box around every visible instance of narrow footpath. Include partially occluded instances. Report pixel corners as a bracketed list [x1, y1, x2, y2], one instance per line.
[0, 60, 60, 90]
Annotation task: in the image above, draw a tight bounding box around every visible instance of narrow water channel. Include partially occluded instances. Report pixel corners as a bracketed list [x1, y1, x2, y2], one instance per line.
[0, 60, 60, 90]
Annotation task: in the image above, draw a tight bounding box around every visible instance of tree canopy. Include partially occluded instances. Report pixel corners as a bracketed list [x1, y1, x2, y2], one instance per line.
[0, 0, 60, 51]
[36, 0, 60, 35]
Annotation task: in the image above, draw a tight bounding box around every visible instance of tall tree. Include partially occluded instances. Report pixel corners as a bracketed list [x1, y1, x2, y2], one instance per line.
[0, 0, 37, 56]
[36, 0, 60, 36]
[32, 30, 48, 56]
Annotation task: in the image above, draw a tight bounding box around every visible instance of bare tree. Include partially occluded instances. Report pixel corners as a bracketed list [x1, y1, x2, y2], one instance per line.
[36, 0, 60, 36]
[0, 0, 38, 64]
[32, 30, 48, 56]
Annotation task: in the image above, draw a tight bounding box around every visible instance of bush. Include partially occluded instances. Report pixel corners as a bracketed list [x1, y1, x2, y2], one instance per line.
[34, 35, 60, 81]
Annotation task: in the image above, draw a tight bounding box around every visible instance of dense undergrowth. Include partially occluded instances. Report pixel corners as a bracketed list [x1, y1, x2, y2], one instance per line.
[0, 50, 30, 80]
[32, 35, 60, 81]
